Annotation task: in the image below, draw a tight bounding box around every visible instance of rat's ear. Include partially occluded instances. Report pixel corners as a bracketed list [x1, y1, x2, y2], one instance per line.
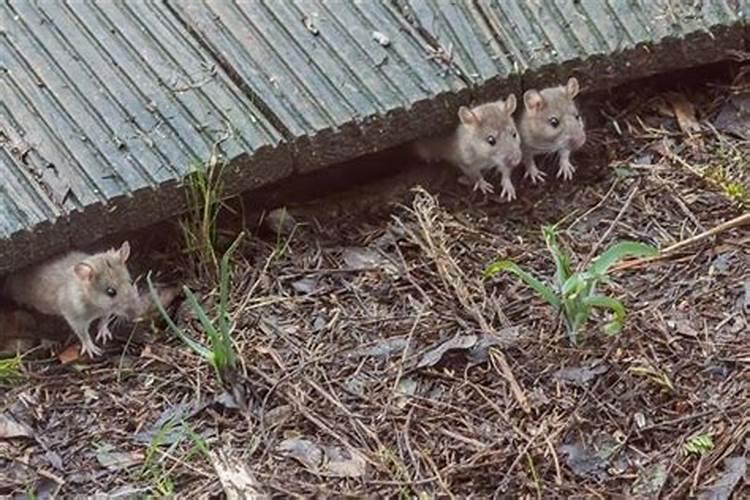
[457, 106, 478, 126]
[503, 94, 517, 114]
[523, 90, 544, 112]
[118, 241, 130, 263]
[74, 263, 95, 283]
[566, 77, 580, 98]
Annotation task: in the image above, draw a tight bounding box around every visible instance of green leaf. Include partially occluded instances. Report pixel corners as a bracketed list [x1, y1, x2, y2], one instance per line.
[590, 242, 658, 277]
[217, 232, 243, 342]
[146, 274, 212, 360]
[184, 289, 221, 352]
[542, 225, 571, 286]
[483, 260, 560, 308]
[584, 295, 626, 335]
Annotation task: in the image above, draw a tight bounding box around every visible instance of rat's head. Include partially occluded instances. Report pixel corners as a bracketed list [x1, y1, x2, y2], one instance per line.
[73, 241, 140, 317]
[457, 94, 522, 169]
[521, 77, 586, 152]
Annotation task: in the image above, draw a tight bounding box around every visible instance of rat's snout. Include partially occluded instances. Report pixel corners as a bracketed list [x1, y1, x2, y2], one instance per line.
[569, 130, 586, 150]
[508, 148, 522, 167]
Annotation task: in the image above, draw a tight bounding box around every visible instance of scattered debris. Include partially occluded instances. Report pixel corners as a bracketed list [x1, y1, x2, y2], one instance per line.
[667, 93, 701, 135]
[554, 361, 609, 387]
[631, 461, 669, 498]
[341, 246, 396, 273]
[277, 438, 367, 478]
[302, 15, 319, 36]
[290, 277, 318, 294]
[95, 444, 143, 471]
[0, 412, 33, 439]
[209, 448, 266, 500]
[559, 434, 621, 480]
[416, 329, 522, 369]
[372, 31, 390, 47]
[265, 207, 297, 236]
[415, 334, 477, 369]
[698, 456, 746, 500]
[346, 337, 409, 359]
[714, 92, 750, 139]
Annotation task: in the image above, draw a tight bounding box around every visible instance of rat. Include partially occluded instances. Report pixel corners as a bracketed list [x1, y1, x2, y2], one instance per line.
[413, 94, 522, 201]
[2, 241, 140, 357]
[517, 77, 586, 184]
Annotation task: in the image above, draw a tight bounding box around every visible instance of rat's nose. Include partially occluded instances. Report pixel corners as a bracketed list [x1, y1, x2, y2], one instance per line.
[507, 149, 522, 167]
[570, 133, 586, 150]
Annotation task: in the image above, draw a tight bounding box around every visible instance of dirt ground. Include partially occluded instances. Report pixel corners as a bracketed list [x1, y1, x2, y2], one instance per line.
[1, 65, 749, 498]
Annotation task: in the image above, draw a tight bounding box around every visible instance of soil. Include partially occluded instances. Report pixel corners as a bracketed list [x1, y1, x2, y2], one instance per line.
[1, 65, 748, 499]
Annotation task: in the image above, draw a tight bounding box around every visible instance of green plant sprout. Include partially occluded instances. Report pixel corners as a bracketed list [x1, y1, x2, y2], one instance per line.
[683, 433, 713, 456]
[484, 225, 658, 344]
[147, 232, 243, 384]
[180, 157, 228, 278]
[0, 354, 23, 382]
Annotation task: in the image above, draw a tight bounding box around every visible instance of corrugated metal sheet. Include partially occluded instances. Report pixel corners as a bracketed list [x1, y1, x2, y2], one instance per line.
[0, 0, 745, 273]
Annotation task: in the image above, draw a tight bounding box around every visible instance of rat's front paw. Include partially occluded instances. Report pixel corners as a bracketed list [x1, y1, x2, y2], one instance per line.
[473, 177, 495, 195]
[500, 177, 517, 202]
[524, 164, 546, 184]
[557, 160, 576, 181]
[96, 323, 112, 344]
[80, 340, 102, 358]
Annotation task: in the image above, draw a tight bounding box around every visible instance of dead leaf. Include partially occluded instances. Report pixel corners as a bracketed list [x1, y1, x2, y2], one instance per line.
[667, 93, 701, 135]
[416, 334, 477, 369]
[209, 448, 266, 500]
[346, 337, 409, 359]
[554, 362, 609, 387]
[341, 247, 393, 271]
[277, 438, 367, 478]
[698, 456, 746, 500]
[714, 92, 750, 139]
[394, 378, 418, 409]
[559, 434, 620, 480]
[291, 277, 317, 294]
[265, 207, 297, 236]
[467, 328, 523, 366]
[0, 412, 33, 439]
[631, 461, 668, 497]
[96, 444, 143, 471]
[58, 344, 81, 364]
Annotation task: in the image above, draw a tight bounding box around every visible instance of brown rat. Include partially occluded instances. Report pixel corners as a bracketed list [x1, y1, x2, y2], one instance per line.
[2, 241, 140, 357]
[517, 77, 586, 183]
[413, 95, 522, 201]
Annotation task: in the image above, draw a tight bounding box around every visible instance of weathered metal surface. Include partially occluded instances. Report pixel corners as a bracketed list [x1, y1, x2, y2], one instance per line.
[0, 0, 289, 272]
[0, 0, 746, 273]
[166, 0, 469, 171]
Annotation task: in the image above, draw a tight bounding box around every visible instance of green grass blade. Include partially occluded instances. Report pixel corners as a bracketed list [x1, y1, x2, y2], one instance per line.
[183, 288, 220, 346]
[590, 242, 658, 276]
[542, 225, 571, 286]
[147, 273, 212, 359]
[217, 232, 243, 341]
[583, 295, 626, 335]
[483, 260, 560, 308]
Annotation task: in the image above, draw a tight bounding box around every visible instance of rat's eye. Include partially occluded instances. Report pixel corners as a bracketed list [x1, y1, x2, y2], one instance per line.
[511, 131, 518, 139]
[549, 117, 560, 128]
[486, 135, 496, 146]
[106, 287, 117, 298]
[575, 113, 581, 120]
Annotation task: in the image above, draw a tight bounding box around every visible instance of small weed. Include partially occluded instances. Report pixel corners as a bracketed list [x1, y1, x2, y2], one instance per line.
[484, 225, 657, 344]
[147, 232, 242, 385]
[140, 418, 177, 497]
[0, 355, 23, 382]
[683, 433, 713, 456]
[180, 155, 229, 279]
